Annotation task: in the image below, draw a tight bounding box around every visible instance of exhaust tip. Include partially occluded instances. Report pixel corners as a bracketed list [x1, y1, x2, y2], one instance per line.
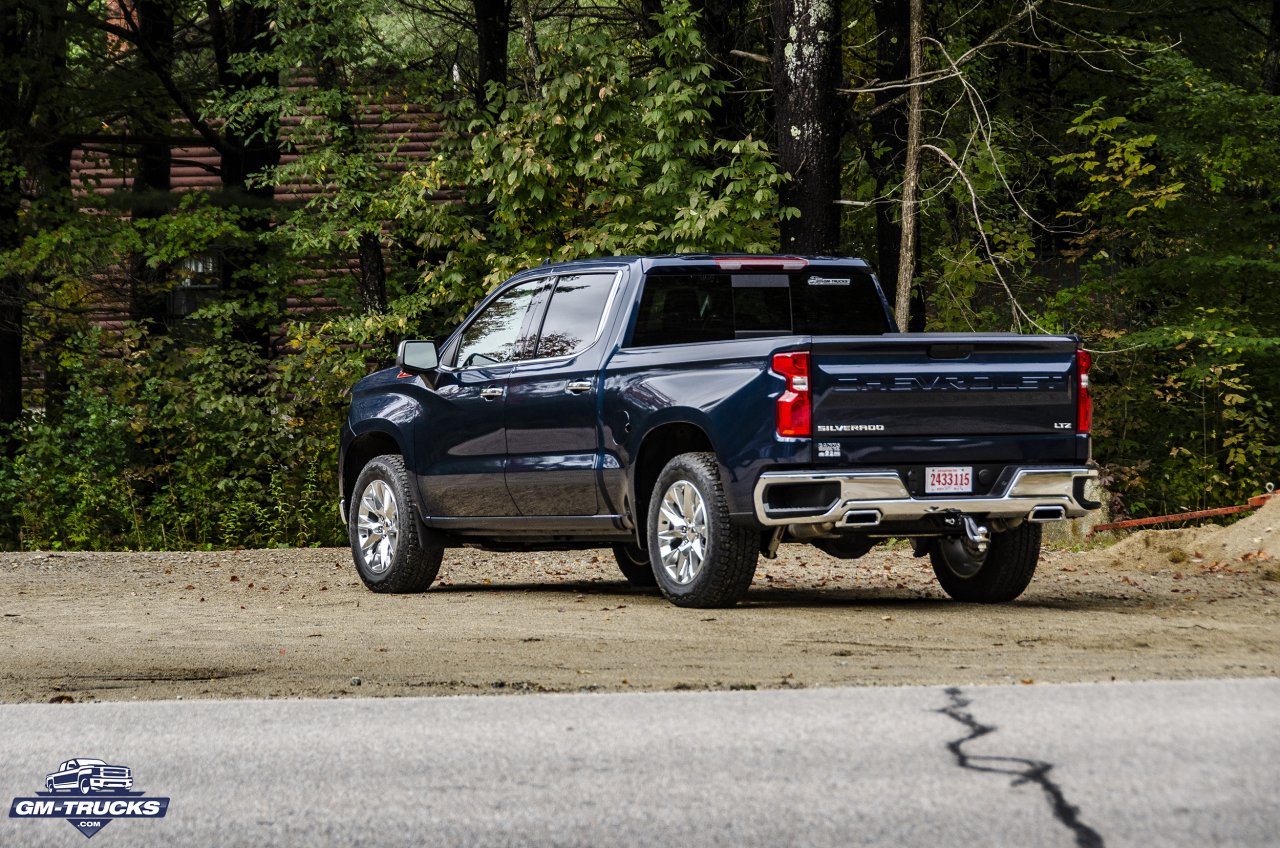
[1030, 506, 1067, 522]
[842, 509, 883, 527]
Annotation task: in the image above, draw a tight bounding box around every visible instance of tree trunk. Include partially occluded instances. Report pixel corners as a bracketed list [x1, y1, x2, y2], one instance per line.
[637, 0, 663, 37]
[869, 0, 907, 295]
[693, 0, 754, 139]
[473, 0, 512, 105]
[307, 26, 390, 318]
[772, 0, 841, 254]
[515, 0, 541, 84]
[0, 1, 30, 546]
[357, 232, 389, 314]
[211, 1, 281, 360]
[129, 0, 174, 328]
[893, 0, 922, 332]
[867, 0, 926, 331]
[1264, 0, 1280, 95]
[216, 2, 280, 202]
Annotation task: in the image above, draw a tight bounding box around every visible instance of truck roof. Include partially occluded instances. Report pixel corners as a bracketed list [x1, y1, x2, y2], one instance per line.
[507, 254, 875, 280]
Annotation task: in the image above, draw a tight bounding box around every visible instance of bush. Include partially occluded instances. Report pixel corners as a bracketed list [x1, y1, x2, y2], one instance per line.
[0, 318, 354, 551]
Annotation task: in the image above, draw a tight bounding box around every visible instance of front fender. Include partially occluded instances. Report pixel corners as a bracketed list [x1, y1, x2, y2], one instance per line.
[341, 369, 428, 511]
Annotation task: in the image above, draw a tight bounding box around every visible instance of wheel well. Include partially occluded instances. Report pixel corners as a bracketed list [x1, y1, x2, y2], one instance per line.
[632, 422, 714, 541]
[343, 432, 401, 509]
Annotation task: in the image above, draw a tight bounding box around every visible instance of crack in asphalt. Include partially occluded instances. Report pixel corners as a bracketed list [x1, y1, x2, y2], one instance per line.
[938, 686, 1105, 848]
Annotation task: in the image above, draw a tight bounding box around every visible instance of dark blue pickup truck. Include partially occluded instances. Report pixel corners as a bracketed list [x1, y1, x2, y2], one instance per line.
[339, 255, 1099, 607]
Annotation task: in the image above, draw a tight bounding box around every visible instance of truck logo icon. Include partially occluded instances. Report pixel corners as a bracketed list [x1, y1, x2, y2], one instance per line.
[9, 759, 170, 839]
[44, 759, 133, 795]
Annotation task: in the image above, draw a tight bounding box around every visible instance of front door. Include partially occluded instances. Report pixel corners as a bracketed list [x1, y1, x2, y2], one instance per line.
[416, 279, 545, 517]
[505, 272, 619, 516]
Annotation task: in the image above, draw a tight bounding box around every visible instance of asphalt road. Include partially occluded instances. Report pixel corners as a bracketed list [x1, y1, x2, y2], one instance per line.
[2, 679, 1276, 847]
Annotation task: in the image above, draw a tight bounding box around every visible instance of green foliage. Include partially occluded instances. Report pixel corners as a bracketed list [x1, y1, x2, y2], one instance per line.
[391, 0, 792, 326]
[1051, 99, 1185, 237]
[1047, 51, 1280, 517]
[215, 0, 423, 307]
[1093, 321, 1279, 516]
[0, 320, 348, 551]
[5, 0, 1280, 549]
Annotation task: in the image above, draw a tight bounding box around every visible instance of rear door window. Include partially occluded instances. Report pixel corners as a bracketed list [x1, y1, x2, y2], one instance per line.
[532, 273, 617, 359]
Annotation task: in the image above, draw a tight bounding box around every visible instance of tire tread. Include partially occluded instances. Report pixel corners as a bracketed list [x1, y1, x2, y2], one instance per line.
[931, 522, 1041, 603]
[611, 544, 658, 587]
[648, 452, 758, 608]
[350, 454, 443, 593]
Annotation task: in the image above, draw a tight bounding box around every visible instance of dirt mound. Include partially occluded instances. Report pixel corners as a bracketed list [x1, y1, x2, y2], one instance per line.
[1100, 495, 1279, 576]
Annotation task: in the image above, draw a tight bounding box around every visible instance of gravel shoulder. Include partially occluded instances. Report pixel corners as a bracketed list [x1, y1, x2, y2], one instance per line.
[2, 503, 1277, 704]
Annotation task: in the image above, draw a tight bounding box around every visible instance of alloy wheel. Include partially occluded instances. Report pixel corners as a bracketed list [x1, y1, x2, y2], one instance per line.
[356, 480, 399, 574]
[655, 480, 709, 585]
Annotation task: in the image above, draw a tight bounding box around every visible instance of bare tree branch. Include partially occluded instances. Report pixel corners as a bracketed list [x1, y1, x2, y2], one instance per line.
[922, 143, 1052, 334]
[730, 48, 770, 65]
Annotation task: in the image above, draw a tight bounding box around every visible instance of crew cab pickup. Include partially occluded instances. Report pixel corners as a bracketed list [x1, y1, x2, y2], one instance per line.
[339, 255, 1099, 607]
[45, 759, 133, 794]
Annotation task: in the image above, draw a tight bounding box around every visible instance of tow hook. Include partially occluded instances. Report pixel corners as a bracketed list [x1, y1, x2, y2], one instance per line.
[960, 515, 990, 554]
[935, 510, 991, 555]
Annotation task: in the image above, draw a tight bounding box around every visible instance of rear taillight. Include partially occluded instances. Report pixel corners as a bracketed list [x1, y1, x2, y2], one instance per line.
[1076, 348, 1092, 433]
[772, 351, 811, 438]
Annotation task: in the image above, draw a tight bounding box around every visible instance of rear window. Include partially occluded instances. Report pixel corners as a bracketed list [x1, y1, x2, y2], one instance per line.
[627, 271, 889, 347]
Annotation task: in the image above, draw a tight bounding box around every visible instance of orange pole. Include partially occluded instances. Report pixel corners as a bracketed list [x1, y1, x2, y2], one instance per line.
[1090, 489, 1276, 535]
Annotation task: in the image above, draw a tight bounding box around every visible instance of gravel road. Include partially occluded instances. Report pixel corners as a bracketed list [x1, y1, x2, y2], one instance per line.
[2, 505, 1277, 703]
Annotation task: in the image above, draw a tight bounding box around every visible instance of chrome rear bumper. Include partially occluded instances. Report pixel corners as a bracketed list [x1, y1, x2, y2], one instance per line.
[753, 467, 1099, 528]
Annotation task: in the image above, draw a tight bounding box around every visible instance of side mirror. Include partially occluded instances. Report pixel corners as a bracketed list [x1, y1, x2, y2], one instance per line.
[396, 339, 438, 372]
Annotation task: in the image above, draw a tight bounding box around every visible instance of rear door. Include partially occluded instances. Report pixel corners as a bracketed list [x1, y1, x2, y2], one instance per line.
[505, 271, 620, 515]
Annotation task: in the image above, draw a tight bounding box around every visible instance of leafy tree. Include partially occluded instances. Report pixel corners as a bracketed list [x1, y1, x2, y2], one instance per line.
[1048, 52, 1280, 514]
[390, 0, 791, 326]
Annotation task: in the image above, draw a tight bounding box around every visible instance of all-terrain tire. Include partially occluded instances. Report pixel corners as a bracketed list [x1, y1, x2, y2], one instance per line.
[930, 521, 1042, 603]
[611, 544, 658, 587]
[348, 454, 443, 593]
[646, 452, 759, 608]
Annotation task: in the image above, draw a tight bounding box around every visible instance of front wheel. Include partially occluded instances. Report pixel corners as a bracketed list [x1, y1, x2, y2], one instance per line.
[349, 454, 443, 593]
[646, 453, 758, 608]
[930, 522, 1042, 603]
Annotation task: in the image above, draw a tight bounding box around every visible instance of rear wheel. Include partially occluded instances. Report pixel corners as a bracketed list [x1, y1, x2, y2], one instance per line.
[646, 452, 758, 608]
[611, 544, 657, 587]
[930, 522, 1042, 603]
[349, 454, 443, 593]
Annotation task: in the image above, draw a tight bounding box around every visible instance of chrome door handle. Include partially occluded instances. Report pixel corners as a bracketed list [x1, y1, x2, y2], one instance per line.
[480, 387, 504, 400]
[566, 380, 593, 394]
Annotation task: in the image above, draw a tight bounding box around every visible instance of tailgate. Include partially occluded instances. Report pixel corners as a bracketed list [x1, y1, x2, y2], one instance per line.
[809, 334, 1080, 442]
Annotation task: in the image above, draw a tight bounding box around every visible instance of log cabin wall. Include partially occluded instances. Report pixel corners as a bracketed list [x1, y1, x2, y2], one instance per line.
[68, 89, 444, 340]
